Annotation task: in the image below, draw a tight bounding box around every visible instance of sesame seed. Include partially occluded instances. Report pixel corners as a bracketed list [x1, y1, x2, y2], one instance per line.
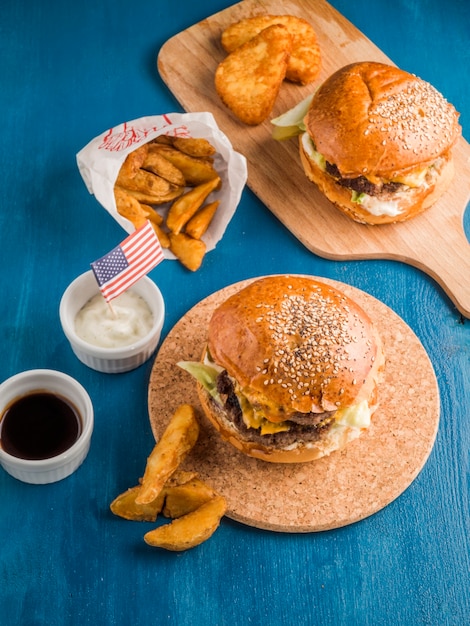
[370, 78, 458, 156]
[253, 286, 370, 402]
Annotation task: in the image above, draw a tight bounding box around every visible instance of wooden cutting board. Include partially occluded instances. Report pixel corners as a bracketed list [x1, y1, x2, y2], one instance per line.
[157, 0, 470, 317]
[148, 277, 439, 532]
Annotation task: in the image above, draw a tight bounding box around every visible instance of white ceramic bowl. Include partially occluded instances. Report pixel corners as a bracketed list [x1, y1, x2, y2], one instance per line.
[59, 270, 165, 373]
[0, 369, 94, 484]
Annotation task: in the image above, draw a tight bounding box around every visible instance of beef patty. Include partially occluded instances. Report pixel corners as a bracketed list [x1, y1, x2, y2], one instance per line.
[211, 370, 336, 448]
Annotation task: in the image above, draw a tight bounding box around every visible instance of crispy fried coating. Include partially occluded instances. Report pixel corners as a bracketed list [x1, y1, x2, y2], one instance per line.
[221, 14, 321, 85]
[144, 496, 227, 551]
[114, 186, 149, 227]
[118, 144, 149, 179]
[215, 24, 292, 125]
[169, 232, 207, 272]
[149, 144, 219, 185]
[142, 149, 186, 186]
[172, 137, 216, 158]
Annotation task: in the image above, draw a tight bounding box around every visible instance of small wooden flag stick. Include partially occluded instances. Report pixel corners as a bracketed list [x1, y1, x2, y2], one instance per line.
[107, 299, 117, 318]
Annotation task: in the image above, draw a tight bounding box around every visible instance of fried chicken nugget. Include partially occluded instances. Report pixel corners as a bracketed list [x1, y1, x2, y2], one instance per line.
[221, 15, 321, 85]
[215, 24, 292, 125]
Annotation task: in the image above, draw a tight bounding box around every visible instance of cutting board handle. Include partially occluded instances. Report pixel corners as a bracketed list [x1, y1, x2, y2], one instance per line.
[402, 216, 470, 317]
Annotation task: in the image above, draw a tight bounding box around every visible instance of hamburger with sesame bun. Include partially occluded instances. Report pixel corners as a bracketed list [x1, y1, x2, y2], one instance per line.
[179, 276, 385, 463]
[273, 61, 461, 224]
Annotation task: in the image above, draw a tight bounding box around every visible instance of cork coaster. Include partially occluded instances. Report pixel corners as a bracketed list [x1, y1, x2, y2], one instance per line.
[148, 276, 439, 532]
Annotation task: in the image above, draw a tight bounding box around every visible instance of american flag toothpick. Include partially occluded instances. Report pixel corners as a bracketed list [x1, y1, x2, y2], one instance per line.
[91, 221, 164, 303]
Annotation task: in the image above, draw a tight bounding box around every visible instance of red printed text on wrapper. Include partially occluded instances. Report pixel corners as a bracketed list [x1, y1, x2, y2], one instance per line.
[99, 116, 192, 152]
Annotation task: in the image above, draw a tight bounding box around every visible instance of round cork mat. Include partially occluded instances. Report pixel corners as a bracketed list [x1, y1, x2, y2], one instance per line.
[148, 276, 439, 532]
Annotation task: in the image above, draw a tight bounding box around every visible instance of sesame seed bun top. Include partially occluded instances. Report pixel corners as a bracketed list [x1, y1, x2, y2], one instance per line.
[207, 275, 383, 421]
[304, 62, 461, 179]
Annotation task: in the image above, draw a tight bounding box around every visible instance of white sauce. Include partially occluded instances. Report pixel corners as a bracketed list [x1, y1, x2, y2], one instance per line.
[359, 194, 403, 217]
[75, 291, 154, 348]
[302, 133, 324, 167]
[302, 132, 404, 218]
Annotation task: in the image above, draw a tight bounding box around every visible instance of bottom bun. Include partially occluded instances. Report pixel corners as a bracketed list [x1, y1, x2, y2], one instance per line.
[299, 136, 455, 225]
[197, 383, 374, 464]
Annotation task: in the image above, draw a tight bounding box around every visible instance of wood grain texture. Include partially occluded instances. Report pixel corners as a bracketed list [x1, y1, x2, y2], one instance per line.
[157, 0, 470, 316]
[148, 276, 439, 532]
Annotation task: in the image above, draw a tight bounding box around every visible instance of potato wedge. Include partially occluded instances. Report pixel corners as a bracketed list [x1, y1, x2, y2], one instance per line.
[150, 135, 174, 146]
[121, 185, 184, 205]
[150, 222, 170, 249]
[166, 177, 221, 234]
[142, 150, 186, 187]
[139, 204, 163, 225]
[172, 137, 216, 158]
[165, 469, 198, 486]
[110, 485, 165, 522]
[169, 232, 206, 272]
[144, 495, 227, 551]
[116, 168, 173, 196]
[185, 200, 220, 239]
[114, 187, 148, 227]
[149, 144, 219, 185]
[135, 404, 200, 505]
[118, 144, 149, 180]
[114, 197, 170, 248]
[163, 477, 217, 519]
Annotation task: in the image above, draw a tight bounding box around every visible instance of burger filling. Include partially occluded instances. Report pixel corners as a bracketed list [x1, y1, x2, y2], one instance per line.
[301, 133, 444, 218]
[179, 353, 372, 448]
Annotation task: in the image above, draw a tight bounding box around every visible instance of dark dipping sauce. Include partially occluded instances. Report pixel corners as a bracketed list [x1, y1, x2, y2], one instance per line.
[0, 392, 82, 460]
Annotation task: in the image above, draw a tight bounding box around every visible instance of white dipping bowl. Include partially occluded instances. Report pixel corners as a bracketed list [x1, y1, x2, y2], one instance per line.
[59, 271, 165, 373]
[0, 369, 94, 484]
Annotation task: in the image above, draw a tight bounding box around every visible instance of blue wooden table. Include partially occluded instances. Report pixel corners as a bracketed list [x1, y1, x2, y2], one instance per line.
[1, 1, 468, 624]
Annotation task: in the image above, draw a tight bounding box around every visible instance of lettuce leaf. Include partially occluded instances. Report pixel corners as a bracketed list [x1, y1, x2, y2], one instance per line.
[271, 93, 314, 141]
[177, 360, 222, 401]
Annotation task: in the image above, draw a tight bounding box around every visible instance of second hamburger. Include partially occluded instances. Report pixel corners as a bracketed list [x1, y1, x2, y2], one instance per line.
[274, 61, 461, 224]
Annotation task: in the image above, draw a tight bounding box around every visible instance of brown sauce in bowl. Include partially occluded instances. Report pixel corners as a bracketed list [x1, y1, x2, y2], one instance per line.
[0, 392, 82, 460]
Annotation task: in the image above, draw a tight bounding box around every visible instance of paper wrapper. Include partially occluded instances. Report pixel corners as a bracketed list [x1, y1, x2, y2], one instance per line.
[76, 113, 247, 259]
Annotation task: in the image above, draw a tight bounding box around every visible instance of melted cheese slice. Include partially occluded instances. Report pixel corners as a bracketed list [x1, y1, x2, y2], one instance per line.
[239, 389, 371, 434]
[178, 357, 371, 435]
[393, 167, 428, 188]
[239, 395, 290, 434]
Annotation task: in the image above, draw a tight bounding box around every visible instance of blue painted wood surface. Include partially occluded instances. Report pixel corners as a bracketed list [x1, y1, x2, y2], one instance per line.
[0, 1, 468, 624]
